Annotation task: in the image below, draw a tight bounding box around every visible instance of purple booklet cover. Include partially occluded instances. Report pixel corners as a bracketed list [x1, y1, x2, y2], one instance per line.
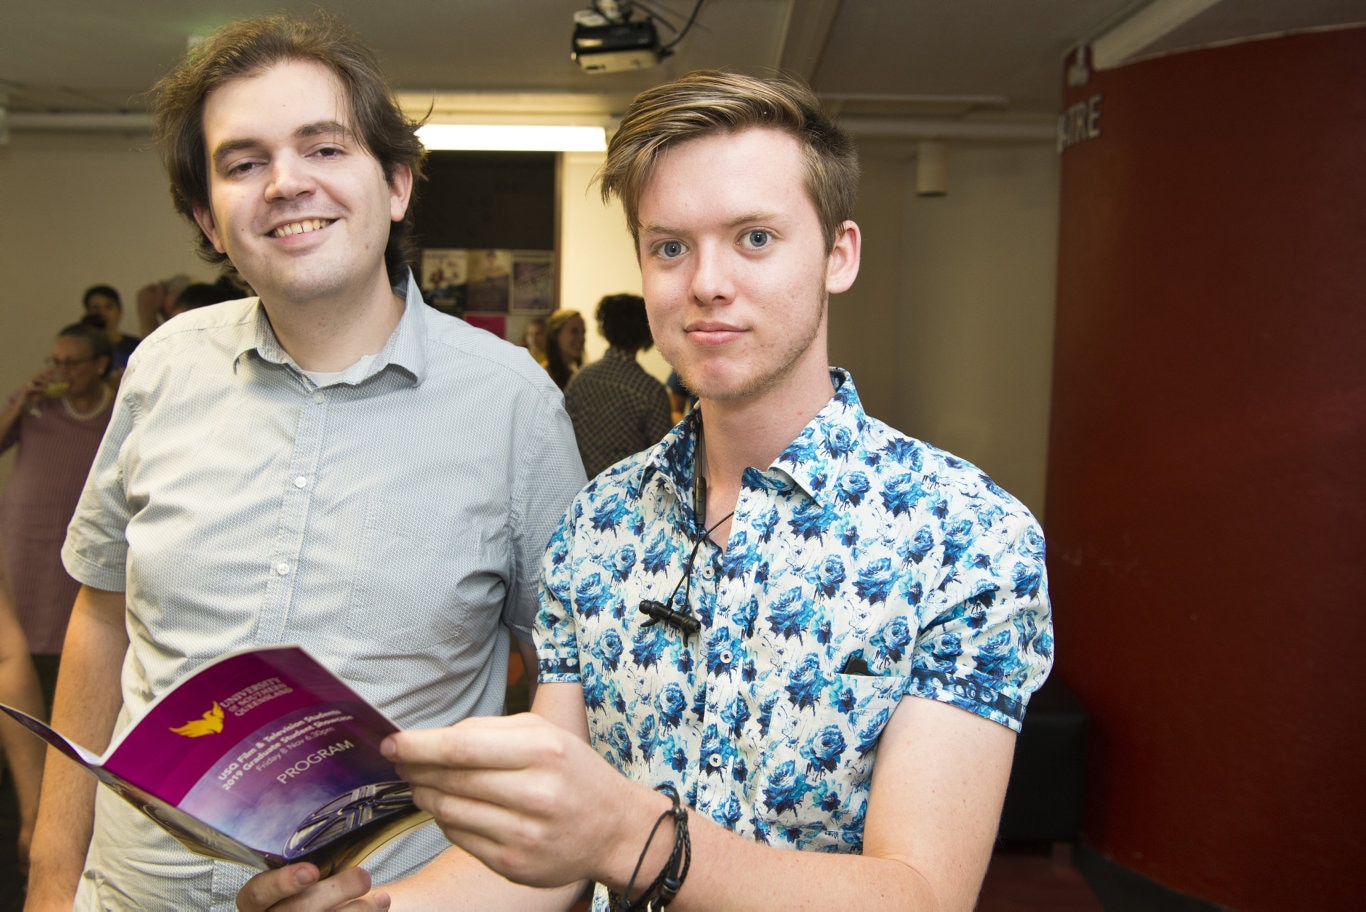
[0, 645, 431, 874]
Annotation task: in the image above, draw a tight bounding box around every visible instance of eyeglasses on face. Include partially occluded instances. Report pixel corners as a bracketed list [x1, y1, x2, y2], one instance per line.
[46, 356, 97, 369]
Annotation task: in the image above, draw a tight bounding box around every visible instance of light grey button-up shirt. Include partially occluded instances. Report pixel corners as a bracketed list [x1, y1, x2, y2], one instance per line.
[63, 275, 586, 910]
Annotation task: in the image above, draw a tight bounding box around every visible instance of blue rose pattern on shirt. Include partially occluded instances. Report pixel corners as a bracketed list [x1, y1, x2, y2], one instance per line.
[537, 370, 1053, 877]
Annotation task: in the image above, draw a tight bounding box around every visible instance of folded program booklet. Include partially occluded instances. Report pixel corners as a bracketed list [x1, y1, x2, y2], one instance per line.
[0, 644, 431, 875]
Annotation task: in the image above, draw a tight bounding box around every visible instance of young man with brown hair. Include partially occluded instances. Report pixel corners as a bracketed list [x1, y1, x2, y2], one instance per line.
[27, 15, 584, 910]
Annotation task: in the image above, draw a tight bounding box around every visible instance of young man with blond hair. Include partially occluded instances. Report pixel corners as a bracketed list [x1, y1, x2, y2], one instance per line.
[246, 69, 1053, 912]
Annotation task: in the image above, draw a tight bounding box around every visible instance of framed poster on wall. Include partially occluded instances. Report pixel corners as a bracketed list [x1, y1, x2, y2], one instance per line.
[420, 248, 468, 315]
[415, 151, 557, 343]
[465, 249, 512, 314]
[419, 248, 555, 346]
[511, 254, 554, 314]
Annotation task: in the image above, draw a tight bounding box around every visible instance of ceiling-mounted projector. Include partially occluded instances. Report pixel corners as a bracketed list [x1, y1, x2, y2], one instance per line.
[572, 15, 663, 73]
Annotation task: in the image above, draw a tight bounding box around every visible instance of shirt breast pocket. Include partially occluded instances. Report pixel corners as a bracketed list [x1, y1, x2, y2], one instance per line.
[344, 496, 506, 651]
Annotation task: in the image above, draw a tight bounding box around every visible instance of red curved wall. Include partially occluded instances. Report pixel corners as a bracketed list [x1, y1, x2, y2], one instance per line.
[1046, 27, 1366, 911]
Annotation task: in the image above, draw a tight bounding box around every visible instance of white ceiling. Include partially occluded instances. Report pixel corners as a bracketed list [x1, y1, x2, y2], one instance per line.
[2, 1, 1362, 139]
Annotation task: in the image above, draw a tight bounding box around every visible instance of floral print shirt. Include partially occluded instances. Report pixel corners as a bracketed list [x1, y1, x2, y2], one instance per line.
[537, 369, 1053, 870]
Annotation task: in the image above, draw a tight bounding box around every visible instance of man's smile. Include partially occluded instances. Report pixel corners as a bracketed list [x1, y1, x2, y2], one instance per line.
[269, 218, 334, 238]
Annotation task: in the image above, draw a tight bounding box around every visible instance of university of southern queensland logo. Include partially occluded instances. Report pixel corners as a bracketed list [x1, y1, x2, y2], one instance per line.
[170, 702, 225, 738]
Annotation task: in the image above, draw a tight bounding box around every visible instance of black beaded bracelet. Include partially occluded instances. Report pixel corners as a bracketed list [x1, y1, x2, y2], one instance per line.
[613, 784, 691, 912]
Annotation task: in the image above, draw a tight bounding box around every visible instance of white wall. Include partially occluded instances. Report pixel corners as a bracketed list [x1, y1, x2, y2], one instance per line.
[556, 152, 670, 383]
[0, 132, 207, 488]
[0, 136, 1058, 514]
[0, 133, 206, 389]
[835, 141, 1059, 517]
[829, 154, 908, 426]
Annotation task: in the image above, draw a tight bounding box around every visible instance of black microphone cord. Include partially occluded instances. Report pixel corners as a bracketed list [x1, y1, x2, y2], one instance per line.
[638, 509, 733, 636]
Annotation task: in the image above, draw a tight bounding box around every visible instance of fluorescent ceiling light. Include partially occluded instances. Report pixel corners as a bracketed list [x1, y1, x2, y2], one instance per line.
[416, 123, 607, 152]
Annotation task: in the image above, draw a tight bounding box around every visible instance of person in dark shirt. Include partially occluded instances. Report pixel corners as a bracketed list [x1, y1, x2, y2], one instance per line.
[81, 285, 140, 383]
[564, 293, 673, 477]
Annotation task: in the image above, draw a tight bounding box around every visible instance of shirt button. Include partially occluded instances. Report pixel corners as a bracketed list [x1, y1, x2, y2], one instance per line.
[293, 476, 308, 488]
[707, 753, 722, 768]
[312, 391, 325, 404]
[701, 566, 715, 580]
[275, 562, 290, 576]
[718, 650, 733, 664]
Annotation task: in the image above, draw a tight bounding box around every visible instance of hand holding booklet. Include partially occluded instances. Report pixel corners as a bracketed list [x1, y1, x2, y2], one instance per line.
[0, 645, 431, 876]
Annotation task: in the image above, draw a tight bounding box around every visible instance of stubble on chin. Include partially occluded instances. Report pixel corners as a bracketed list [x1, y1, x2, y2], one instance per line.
[677, 287, 828, 405]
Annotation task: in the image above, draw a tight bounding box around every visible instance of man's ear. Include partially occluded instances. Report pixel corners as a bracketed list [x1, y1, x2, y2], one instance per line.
[193, 205, 226, 254]
[825, 220, 862, 295]
[388, 164, 414, 222]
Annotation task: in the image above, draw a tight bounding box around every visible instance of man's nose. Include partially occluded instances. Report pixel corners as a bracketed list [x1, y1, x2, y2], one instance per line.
[690, 243, 735, 305]
[266, 154, 314, 200]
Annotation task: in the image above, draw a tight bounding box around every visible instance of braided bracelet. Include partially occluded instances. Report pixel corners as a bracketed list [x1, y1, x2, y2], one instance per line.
[613, 784, 691, 912]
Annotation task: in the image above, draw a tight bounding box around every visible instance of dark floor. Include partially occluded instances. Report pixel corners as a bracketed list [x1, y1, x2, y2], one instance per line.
[979, 842, 1105, 912]
[1, 770, 25, 912]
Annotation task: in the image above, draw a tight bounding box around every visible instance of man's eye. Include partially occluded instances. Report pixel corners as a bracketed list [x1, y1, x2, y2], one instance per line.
[745, 230, 771, 248]
[659, 240, 685, 258]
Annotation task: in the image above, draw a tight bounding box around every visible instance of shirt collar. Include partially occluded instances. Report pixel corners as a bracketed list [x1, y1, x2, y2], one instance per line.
[772, 367, 868, 499]
[232, 270, 427, 386]
[641, 367, 866, 519]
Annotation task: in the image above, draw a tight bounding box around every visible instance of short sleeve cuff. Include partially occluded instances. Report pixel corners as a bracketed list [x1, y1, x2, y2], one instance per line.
[61, 539, 127, 592]
[907, 669, 1033, 733]
[537, 654, 581, 684]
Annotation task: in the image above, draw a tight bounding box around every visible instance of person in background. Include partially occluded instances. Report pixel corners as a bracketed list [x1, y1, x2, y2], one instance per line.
[520, 315, 547, 364]
[0, 322, 114, 710]
[80, 285, 140, 381]
[0, 547, 45, 885]
[239, 69, 1053, 912]
[563, 293, 672, 477]
[539, 308, 585, 390]
[26, 14, 585, 910]
[134, 274, 195, 337]
[665, 368, 693, 423]
[165, 279, 239, 318]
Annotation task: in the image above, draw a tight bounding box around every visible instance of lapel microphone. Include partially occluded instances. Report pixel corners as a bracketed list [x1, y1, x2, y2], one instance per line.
[639, 472, 734, 638]
[639, 598, 702, 635]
